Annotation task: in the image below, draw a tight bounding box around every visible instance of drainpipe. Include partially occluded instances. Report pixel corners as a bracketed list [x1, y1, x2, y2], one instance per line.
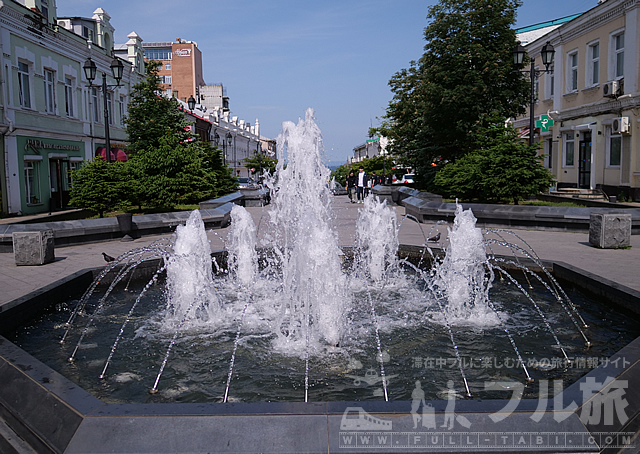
[1, 60, 15, 214]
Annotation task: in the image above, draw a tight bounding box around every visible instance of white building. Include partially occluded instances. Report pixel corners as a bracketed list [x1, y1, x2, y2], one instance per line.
[177, 98, 262, 178]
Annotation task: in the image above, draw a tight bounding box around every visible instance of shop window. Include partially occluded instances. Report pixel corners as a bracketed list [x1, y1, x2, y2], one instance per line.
[67, 161, 81, 188]
[563, 133, 575, 167]
[24, 160, 41, 204]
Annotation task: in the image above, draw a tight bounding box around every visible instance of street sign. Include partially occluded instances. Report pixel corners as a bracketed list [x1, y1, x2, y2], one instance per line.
[535, 114, 554, 133]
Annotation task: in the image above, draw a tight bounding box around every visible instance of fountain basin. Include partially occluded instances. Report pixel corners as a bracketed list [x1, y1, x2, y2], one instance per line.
[1, 247, 639, 453]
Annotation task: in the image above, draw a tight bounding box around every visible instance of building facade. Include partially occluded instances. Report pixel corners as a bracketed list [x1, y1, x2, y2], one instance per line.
[516, 0, 640, 201]
[180, 99, 262, 178]
[351, 137, 388, 163]
[0, 2, 143, 215]
[121, 38, 206, 104]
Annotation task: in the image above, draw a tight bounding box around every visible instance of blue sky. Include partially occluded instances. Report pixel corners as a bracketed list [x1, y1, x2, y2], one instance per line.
[57, 0, 600, 164]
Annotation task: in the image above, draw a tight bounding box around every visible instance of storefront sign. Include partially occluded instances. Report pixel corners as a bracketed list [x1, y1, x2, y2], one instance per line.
[25, 138, 81, 152]
[174, 48, 192, 57]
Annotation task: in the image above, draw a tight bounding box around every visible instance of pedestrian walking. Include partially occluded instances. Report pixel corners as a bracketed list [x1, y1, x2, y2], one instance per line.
[356, 166, 368, 203]
[345, 171, 357, 203]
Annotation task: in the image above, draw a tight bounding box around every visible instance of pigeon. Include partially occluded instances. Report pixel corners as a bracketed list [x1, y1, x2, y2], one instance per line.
[427, 232, 441, 243]
[102, 252, 116, 263]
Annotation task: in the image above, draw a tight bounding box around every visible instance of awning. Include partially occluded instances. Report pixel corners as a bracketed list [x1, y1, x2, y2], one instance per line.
[116, 149, 128, 161]
[96, 147, 116, 161]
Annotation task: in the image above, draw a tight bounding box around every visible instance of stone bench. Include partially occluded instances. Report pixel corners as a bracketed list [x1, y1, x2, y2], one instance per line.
[199, 191, 244, 210]
[238, 188, 270, 207]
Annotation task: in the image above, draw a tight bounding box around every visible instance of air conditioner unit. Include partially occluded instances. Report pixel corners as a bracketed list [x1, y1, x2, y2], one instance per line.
[603, 80, 619, 97]
[612, 117, 630, 134]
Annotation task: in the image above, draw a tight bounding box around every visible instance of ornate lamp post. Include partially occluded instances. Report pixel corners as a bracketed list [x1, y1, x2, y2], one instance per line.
[513, 41, 555, 147]
[83, 56, 124, 162]
[187, 95, 196, 112]
[226, 132, 233, 174]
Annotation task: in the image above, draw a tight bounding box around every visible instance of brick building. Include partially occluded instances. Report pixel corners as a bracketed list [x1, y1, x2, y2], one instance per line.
[116, 38, 205, 103]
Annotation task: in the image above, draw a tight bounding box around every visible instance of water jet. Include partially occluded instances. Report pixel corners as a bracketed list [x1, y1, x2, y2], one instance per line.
[1, 109, 639, 453]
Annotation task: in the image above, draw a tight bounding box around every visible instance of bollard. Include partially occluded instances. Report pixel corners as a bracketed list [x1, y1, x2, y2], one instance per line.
[589, 213, 631, 249]
[13, 230, 55, 265]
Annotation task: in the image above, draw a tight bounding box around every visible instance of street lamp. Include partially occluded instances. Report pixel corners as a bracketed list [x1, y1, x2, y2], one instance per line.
[84, 56, 124, 162]
[213, 131, 224, 165]
[187, 95, 196, 112]
[513, 41, 555, 146]
[226, 132, 233, 173]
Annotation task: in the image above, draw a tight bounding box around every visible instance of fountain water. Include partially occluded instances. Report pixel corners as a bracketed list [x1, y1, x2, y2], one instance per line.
[9, 109, 639, 407]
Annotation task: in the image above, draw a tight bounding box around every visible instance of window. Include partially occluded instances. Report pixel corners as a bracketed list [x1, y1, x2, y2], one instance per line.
[18, 61, 31, 108]
[24, 160, 40, 204]
[588, 42, 599, 86]
[119, 95, 126, 126]
[144, 49, 172, 60]
[44, 69, 55, 113]
[91, 87, 100, 122]
[544, 138, 553, 169]
[534, 67, 539, 102]
[564, 133, 575, 167]
[107, 92, 113, 125]
[40, 0, 49, 21]
[608, 131, 621, 167]
[162, 75, 172, 84]
[67, 161, 81, 188]
[614, 32, 624, 78]
[567, 52, 578, 92]
[165, 64, 171, 70]
[545, 64, 554, 98]
[64, 77, 74, 117]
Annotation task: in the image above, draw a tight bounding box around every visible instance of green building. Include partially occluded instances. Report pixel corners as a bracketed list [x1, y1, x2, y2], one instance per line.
[0, 1, 144, 215]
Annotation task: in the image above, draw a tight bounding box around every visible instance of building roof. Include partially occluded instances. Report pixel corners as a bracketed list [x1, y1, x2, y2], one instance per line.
[516, 13, 583, 45]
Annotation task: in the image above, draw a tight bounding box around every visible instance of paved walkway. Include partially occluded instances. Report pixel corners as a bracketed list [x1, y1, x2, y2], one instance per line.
[1, 195, 639, 308]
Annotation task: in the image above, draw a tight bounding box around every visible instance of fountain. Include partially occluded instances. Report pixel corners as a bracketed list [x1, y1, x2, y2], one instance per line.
[2, 109, 640, 453]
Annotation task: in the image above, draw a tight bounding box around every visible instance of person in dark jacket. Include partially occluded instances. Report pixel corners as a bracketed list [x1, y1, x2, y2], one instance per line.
[345, 171, 357, 203]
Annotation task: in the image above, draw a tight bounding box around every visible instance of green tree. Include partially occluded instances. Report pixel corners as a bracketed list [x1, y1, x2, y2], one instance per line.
[434, 120, 555, 204]
[202, 142, 237, 197]
[129, 131, 215, 209]
[124, 59, 236, 208]
[125, 60, 191, 156]
[375, 0, 530, 189]
[243, 154, 278, 179]
[69, 158, 129, 217]
[330, 156, 390, 186]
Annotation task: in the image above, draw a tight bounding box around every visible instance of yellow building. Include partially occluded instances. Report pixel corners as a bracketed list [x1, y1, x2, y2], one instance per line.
[516, 0, 640, 202]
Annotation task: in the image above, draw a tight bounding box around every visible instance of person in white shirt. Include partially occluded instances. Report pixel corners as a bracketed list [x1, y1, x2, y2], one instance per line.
[356, 166, 369, 203]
